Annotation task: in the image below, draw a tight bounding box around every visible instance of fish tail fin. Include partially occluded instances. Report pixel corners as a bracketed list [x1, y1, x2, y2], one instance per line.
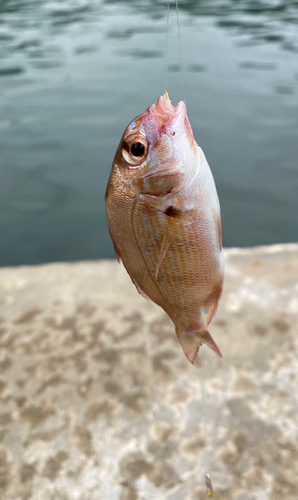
[176, 325, 222, 364]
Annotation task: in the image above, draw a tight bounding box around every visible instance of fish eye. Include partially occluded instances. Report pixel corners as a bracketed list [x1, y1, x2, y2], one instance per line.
[121, 133, 148, 167]
[131, 142, 145, 157]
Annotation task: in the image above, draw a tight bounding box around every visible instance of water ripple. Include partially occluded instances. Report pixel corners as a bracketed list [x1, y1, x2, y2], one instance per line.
[0, 0, 297, 265]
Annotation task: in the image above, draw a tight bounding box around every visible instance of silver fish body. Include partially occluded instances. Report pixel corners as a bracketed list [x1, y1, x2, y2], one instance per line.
[106, 92, 224, 363]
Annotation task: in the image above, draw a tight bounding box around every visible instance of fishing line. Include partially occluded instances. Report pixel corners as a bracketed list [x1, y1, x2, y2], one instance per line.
[175, 0, 186, 105]
[165, 1, 170, 90]
[199, 347, 212, 489]
[199, 347, 224, 499]
[199, 348, 213, 496]
[164, 1, 186, 105]
[200, 347, 208, 451]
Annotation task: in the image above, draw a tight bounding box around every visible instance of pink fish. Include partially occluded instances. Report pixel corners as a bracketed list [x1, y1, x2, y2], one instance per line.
[105, 92, 224, 363]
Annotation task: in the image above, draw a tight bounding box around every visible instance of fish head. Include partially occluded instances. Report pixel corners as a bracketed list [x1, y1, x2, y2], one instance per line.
[113, 92, 198, 194]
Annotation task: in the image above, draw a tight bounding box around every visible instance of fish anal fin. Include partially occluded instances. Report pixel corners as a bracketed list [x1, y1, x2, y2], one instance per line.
[155, 233, 171, 279]
[130, 276, 151, 301]
[109, 232, 121, 263]
[109, 235, 149, 299]
[176, 325, 222, 364]
[114, 247, 121, 263]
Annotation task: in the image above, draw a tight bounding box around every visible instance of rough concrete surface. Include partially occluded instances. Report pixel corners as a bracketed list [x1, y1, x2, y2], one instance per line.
[0, 244, 297, 500]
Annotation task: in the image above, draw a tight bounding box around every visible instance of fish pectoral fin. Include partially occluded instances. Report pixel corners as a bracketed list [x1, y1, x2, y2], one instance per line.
[176, 325, 222, 364]
[155, 233, 171, 279]
[137, 192, 194, 216]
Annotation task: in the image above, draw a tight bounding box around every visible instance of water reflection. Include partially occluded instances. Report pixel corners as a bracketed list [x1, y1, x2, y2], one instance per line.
[0, 1, 297, 67]
[104, 0, 298, 49]
[0, 0, 297, 265]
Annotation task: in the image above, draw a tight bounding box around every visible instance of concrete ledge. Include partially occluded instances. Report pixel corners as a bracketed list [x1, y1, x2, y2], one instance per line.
[0, 244, 297, 500]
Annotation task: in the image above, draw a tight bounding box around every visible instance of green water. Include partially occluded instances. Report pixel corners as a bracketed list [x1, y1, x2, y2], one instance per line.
[0, 0, 297, 266]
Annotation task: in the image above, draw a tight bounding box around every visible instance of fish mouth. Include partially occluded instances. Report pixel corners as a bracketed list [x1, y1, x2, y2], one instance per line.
[152, 91, 186, 129]
[151, 92, 196, 154]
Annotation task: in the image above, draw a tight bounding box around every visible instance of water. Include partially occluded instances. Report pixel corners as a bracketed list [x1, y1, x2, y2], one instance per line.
[0, 0, 297, 267]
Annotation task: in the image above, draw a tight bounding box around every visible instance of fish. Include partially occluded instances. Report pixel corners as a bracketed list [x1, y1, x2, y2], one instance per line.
[105, 91, 224, 364]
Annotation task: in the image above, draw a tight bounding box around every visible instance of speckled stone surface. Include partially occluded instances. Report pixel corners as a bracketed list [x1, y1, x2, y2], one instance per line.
[0, 244, 297, 500]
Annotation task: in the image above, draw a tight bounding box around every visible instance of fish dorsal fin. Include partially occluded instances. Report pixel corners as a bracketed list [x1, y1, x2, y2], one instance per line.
[213, 209, 223, 252]
[205, 282, 223, 326]
[217, 215, 223, 251]
[206, 301, 218, 327]
[155, 233, 171, 279]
